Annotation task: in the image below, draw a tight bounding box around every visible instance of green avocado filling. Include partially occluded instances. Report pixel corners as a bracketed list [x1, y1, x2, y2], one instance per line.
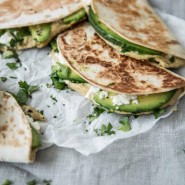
[31, 125, 41, 150]
[88, 7, 161, 55]
[51, 62, 176, 113]
[0, 8, 86, 52]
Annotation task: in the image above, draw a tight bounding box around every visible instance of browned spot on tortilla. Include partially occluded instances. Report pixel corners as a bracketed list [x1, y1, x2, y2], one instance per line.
[10, 116, 14, 122]
[0, 125, 8, 132]
[18, 130, 24, 135]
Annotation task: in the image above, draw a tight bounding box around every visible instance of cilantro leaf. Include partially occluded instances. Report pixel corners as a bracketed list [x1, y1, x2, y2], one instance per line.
[6, 62, 19, 70]
[43, 179, 52, 185]
[0, 77, 7, 82]
[16, 89, 28, 105]
[118, 117, 131, 132]
[27, 179, 37, 185]
[88, 106, 104, 123]
[50, 94, 57, 102]
[1, 179, 12, 185]
[94, 123, 115, 136]
[18, 81, 39, 96]
[153, 109, 165, 119]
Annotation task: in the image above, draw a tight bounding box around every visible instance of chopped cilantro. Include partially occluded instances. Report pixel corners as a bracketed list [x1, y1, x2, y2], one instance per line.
[169, 56, 175, 63]
[43, 179, 52, 185]
[153, 109, 165, 119]
[0, 29, 5, 37]
[6, 62, 19, 70]
[27, 179, 37, 185]
[46, 83, 52, 88]
[1, 179, 12, 185]
[88, 106, 104, 123]
[118, 117, 131, 132]
[94, 123, 115, 136]
[50, 94, 57, 102]
[12, 81, 39, 105]
[9, 76, 17, 79]
[53, 116, 57, 118]
[0, 77, 7, 82]
[39, 110, 44, 115]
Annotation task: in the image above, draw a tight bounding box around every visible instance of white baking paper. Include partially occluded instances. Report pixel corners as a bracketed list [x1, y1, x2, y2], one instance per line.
[0, 12, 185, 156]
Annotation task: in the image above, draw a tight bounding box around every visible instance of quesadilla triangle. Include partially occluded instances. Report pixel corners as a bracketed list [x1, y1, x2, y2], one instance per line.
[0, 91, 42, 163]
[0, 0, 86, 52]
[87, 0, 185, 68]
[50, 22, 185, 115]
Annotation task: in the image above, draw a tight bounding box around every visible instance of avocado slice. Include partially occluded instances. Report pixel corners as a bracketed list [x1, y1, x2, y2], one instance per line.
[63, 8, 86, 24]
[29, 23, 51, 43]
[92, 90, 175, 113]
[31, 126, 41, 150]
[88, 7, 161, 55]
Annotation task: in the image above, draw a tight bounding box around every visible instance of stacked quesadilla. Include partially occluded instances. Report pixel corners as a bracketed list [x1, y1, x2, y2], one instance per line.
[0, 0, 86, 53]
[50, 22, 185, 115]
[0, 91, 43, 163]
[87, 0, 185, 68]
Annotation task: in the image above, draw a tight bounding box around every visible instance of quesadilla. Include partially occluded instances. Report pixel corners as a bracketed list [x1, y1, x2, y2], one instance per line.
[50, 22, 185, 115]
[0, 0, 86, 53]
[86, 0, 185, 68]
[0, 91, 43, 163]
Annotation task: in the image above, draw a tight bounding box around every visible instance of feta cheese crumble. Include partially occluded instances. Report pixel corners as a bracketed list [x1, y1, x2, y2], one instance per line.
[85, 86, 100, 99]
[0, 32, 13, 46]
[112, 94, 138, 106]
[99, 91, 108, 99]
[26, 115, 40, 132]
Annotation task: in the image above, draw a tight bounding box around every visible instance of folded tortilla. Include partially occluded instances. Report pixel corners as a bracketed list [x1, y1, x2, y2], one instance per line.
[51, 23, 185, 114]
[0, 0, 86, 51]
[88, 0, 185, 68]
[0, 91, 40, 163]
[51, 22, 185, 115]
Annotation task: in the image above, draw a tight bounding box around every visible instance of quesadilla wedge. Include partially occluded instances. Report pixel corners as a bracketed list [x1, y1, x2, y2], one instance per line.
[50, 22, 185, 115]
[0, 91, 43, 163]
[86, 0, 185, 68]
[0, 0, 86, 53]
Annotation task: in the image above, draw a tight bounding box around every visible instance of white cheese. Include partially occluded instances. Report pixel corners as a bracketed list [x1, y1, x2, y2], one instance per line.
[0, 32, 13, 46]
[85, 86, 100, 99]
[55, 52, 68, 65]
[112, 94, 138, 106]
[132, 99, 139, 104]
[99, 91, 108, 99]
[26, 115, 40, 132]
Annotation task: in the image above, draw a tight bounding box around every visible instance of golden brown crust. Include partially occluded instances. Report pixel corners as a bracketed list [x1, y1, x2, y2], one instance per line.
[92, 0, 185, 60]
[57, 22, 185, 95]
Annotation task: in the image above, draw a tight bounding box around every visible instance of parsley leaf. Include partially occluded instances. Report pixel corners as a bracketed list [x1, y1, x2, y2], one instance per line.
[153, 109, 165, 119]
[6, 62, 19, 70]
[94, 123, 115, 136]
[118, 117, 131, 132]
[18, 81, 39, 96]
[1, 179, 12, 185]
[0, 77, 7, 82]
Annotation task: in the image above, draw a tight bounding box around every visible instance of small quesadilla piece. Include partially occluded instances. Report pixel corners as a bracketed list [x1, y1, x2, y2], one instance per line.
[0, 91, 42, 163]
[0, 0, 86, 52]
[87, 0, 185, 68]
[51, 22, 185, 115]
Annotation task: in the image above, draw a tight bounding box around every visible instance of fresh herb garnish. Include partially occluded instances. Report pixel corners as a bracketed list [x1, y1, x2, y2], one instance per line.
[43, 179, 52, 185]
[169, 56, 175, 63]
[53, 116, 57, 118]
[27, 179, 37, 185]
[13, 81, 39, 105]
[94, 123, 115, 136]
[88, 106, 104, 123]
[153, 109, 165, 119]
[9, 76, 17, 79]
[6, 62, 19, 70]
[39, 110, 44, 115]
[0, 77, 7, 82]
[1, 179, 12, 185]
[50, 94, 57, 102]
[118, 117, 131, 132]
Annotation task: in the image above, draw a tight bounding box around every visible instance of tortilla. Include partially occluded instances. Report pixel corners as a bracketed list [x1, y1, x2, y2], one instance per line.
[0, 0, 83, 29]
[0, 91, 34, 163]
[57, 22, 185, 95]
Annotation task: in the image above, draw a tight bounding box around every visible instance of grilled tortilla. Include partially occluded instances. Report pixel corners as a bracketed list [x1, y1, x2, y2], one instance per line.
[50, 22, 185, 115]
[0, 0, 86, 51]
[87, 0, 185, 68]
[0, 91, 41, 163]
